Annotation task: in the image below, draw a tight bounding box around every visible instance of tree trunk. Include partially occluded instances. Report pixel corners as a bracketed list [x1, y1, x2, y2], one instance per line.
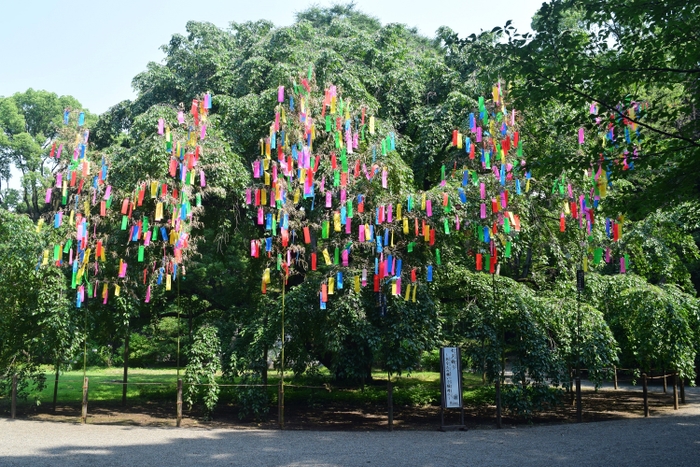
[122, 329, 130, 407]
[262, 346, 268, 386]
[52, 358, 60, 413]
[262, 310, 269, 385]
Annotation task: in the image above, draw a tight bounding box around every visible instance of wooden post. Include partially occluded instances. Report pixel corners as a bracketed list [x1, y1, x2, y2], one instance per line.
[81, 376, 89, 424]
[278, 379, 284, 429]
[569, 374, 575, 405]
[576, 377, 582, 422]
[495, 379, 502, 429]
[52, 363, 60, 413]
[680, 377, 686, 404]
[673, 374, 679, 410]
[122, 330, 129, 407]
[613, 366, 618, 390]
[642, 373, 649, 417]
[176, 379, 183, 427]
[387, 378, 393, 431]
[663, 370, 667, 393]
[10, 374, 17, 419]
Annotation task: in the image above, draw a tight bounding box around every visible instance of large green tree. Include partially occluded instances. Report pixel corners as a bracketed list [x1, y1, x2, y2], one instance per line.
[0, 90, 95, 218]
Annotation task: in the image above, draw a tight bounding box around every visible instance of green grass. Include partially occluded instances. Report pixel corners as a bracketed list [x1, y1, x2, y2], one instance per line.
[2, 367, 492, 409]
[34, 367, 180, 404]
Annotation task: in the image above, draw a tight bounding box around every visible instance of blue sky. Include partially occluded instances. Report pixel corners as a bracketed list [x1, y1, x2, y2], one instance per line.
[0, 0, 545, 114]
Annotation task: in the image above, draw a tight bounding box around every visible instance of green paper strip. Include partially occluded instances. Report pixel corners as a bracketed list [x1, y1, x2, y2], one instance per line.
[593, 248, 603, 265]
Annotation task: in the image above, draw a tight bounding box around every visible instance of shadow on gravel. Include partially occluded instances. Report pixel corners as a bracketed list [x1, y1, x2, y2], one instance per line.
[2, 412, 700, 467]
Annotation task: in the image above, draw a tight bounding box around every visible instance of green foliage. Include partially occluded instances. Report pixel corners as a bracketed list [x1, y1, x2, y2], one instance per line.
[0, 90, 94, 218]
[125, 317, 180, 367]
[501, 384, 562, 419]
[184, 324, 222, 418]
[234, 374, 270, 421]
[624, 203, 700, 293]
[584, 273, 698, 379]
[0, 208, 76, 400]
[504, 0, 700, 219]
[4, 4, 699, 422]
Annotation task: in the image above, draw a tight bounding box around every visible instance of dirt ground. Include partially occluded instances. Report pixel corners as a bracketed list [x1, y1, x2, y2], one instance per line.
[6, 387, 686, 430]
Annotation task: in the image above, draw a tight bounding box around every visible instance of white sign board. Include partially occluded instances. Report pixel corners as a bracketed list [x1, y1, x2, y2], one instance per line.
[441, 347, 462, 409]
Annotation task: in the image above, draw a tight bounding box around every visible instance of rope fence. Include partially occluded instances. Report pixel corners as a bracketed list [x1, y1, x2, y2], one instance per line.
[1, 369, 690, 427]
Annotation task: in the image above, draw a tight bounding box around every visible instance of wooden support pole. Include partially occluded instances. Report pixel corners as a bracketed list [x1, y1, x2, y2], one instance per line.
[387, 378, 393, 431]
[569, 376, 575, 405]
[122, 330, 130, 408]
[663, 371, 667, 393]
[176, 378, 183, 427]
[81, 376, 89, 424]
[673, 374, 679, 410]
[680, 377, 686, 404]
[576, 377, 582, 422]
[278, 379, 285, 429]
[10, 374, 17, 419]
[495, 379, 502, 429]
[613, 366, 618, 390]
[642, 373, 649, 417]
[52, 364, 60, 413]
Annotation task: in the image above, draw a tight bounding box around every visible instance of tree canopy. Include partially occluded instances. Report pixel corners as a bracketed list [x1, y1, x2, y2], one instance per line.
[2, 2, 699, 416]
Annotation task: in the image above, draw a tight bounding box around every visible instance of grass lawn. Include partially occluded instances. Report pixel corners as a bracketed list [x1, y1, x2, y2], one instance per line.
[1, 366, 490, 410]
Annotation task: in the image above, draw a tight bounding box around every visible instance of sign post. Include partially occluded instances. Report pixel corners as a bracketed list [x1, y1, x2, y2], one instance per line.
[440, 347, 466, 431]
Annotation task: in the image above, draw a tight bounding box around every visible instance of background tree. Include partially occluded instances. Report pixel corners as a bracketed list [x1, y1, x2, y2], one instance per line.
[0, 90, 95, 218]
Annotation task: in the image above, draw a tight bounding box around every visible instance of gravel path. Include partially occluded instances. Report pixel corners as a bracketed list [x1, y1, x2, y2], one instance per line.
[2, 400, 700, 467]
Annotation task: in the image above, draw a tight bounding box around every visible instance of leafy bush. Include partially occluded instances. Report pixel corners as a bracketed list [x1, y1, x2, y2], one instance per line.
[392, 383, 438, 406]
[419, 349, 473, 373]
[500, 383, 562, 419]
[235, 374, 270, 421]
[184, 325, 221, 419]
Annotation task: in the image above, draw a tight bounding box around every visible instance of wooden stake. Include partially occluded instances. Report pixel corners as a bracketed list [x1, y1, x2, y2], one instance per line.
[663, 370, 667, 393]
[673, 374, 679, 410]
[576, 377, 582, 422]
[277, 379, 284, 430]
[613, 366, 618, 390]
[642, 373, 649, 417]
[176, 378, 183, 427]
[52, 364, 60, 413]
[387, 378, 393, 431]
[81, 376, 89, 424]
[680, 377, 686, 404]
